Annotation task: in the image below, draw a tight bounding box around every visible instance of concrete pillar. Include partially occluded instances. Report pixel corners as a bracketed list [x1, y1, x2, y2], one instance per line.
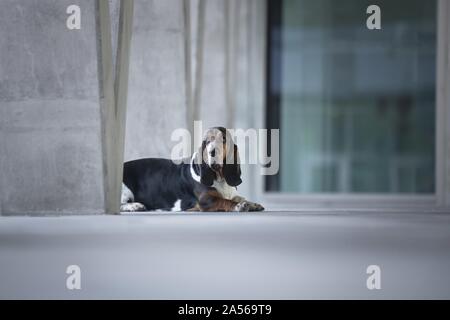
[97, 0, 134, 214]
[0, 0, 104, 215]
[0, 0, 134, 215]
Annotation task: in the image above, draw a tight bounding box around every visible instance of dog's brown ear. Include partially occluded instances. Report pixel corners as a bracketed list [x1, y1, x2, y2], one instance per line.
[196, 142, 215, 186]
[223, 144, 242, 187]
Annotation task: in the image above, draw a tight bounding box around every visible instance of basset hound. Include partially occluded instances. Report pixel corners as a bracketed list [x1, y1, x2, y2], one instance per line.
[120, 127, 264, 212]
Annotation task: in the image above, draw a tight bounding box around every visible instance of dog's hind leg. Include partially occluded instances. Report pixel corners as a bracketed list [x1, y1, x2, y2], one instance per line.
[120, 183, 147, 212]
[120, 202, 147, 212]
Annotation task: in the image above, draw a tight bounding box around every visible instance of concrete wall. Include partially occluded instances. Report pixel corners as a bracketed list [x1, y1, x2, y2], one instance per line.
[124, 0, 266, 200]
[0, 0, 104, 215]
[124, 0, 187, 160]
[0, 0, 266, 215]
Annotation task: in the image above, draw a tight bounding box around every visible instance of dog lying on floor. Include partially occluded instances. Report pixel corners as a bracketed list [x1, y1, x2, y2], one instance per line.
[120, 127, 264, 212]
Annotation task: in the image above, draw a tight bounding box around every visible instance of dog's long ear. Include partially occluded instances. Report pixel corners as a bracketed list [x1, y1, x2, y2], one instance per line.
[223, 144, 242, 187]
[196, 141, 215, 186]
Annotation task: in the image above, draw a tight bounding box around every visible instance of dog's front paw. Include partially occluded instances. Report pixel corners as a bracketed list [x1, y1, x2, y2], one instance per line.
[120, 202, 147, 212]
[248, 202, 265, 212]
[234, 201, 251, 212]
[233, 200, 265, 212]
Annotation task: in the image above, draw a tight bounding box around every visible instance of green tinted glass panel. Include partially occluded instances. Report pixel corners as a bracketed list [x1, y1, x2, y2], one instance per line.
[270, 0, 436, 193]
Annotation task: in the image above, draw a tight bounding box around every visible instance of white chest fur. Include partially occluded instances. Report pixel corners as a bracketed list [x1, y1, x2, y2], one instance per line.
[212, 178, 237, 200]
[190, 153, 238, 200]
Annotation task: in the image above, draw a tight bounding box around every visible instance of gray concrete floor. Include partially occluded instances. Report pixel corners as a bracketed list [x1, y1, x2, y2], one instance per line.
[0, 212, 449, 299]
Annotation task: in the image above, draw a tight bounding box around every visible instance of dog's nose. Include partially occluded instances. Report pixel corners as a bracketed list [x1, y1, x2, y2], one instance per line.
[210, 149, 216, 157]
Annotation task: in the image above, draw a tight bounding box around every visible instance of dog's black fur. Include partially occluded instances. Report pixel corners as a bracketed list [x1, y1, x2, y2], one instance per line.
[123, 158, 207, 211]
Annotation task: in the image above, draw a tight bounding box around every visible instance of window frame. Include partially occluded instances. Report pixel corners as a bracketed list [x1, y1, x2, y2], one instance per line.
[253, 0, 450, 211]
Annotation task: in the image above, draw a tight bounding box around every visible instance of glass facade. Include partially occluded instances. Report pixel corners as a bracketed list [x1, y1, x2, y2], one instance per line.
[266, 0, 436, 193]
